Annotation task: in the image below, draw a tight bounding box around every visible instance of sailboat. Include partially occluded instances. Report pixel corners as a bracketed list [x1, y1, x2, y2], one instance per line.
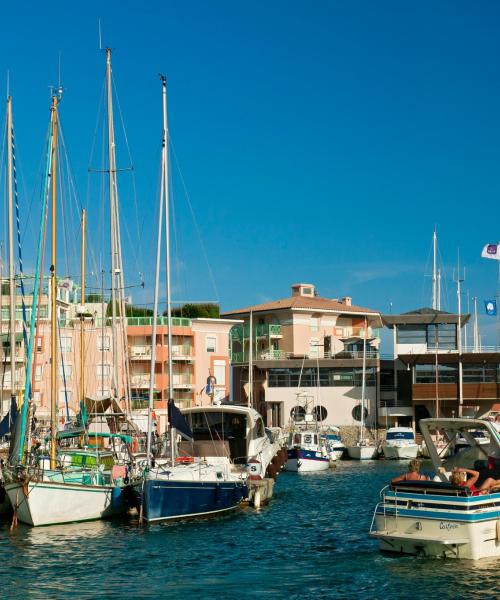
[135, 75, 247, 522]
[4, 76, 128, 526]
[346, 316, 378, 459]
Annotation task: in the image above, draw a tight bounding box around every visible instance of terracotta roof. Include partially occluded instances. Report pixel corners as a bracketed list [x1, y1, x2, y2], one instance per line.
[222, 295, 379, 316]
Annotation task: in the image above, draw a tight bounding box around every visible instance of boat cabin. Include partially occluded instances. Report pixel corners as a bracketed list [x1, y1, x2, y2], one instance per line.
[385, 427, 415, 442]
[180, 405, 266, 464]
[288, 431, 320, 450]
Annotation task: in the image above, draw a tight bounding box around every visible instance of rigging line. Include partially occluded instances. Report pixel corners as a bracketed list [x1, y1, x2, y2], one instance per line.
[56, 142, 71, 278]
[57, 324, 70, 421]
[11, 116, 29, 349]
[169, 138, 220, 302]
[110, 74, 143, 280]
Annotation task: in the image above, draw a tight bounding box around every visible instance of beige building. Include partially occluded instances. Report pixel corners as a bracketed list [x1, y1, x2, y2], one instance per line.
[223, 283, 382, 429]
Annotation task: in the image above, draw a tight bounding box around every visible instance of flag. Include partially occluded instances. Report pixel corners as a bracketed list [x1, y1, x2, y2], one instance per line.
[485, 299, 497, 316]
[168, 399, 193, 441]
[481, 243, 500, 260]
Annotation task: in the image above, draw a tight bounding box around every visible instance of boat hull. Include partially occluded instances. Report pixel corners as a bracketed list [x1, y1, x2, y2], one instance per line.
[371, 486, 500, 559]
[347, 446, 378, 460]
[6, 480, 126, 526]
[284, 448, 330, 472]
[139, 478, 248, 523]
[382, 444, 419, 460]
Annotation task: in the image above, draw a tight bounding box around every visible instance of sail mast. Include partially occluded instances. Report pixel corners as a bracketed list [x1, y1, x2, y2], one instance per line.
[7, 97, 16, 407]
[360, 315, 367, 444]
[80, 209, 86, 406]
[432, 229, 437, 310]
[50, 94, 59, 469]
[146, 76, 167, 467]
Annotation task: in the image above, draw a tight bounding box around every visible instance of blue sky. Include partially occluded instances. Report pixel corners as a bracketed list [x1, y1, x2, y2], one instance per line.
[2, 1, 500, 343]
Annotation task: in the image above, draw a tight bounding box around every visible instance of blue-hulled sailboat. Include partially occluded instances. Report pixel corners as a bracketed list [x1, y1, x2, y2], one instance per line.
[135, 75, 247, 522]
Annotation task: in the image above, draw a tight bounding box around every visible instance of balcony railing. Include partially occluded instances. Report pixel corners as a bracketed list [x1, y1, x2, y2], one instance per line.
[96, 316, 192, 328]
[130, 345, 151, 358]
[230, 348, 380, 363]
[230, 324, 282, 341]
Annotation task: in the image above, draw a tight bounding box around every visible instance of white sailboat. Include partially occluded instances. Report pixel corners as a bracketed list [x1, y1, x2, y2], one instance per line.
[347, 316, 378, 459]
[6, 57, 128, 527]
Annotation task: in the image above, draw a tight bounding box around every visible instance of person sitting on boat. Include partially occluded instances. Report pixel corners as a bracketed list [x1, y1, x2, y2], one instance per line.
[450, 467, 500, 494]
[391, 459, 429, 484]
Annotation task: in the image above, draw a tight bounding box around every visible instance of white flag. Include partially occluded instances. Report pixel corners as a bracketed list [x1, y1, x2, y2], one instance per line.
[481, 243, 500, 260]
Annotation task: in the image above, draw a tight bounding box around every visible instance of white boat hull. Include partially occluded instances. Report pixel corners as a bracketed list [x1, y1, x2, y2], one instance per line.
[347, 446, 378, 460]
[372, 512, 500, 560]
[6, 480, 125, 526]
[382, 444, 419, 460]
[284, 457, 330, 472]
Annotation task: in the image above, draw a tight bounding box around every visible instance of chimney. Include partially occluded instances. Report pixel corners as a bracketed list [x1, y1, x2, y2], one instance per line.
[342, 296, 352, 306]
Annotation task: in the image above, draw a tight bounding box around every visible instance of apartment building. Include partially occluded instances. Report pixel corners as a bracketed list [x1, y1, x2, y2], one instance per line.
[223, 283, 382, 429]
[0, 281, 239, 433]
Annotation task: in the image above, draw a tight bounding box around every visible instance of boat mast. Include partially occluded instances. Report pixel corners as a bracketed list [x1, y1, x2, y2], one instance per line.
[80, 209, 86, 407]
[105, 48, 119, 400]
[360, 315, 367, 444]
[432, 229, 437, 310]
[105, 48, 132, 413]
[473, 296, 479, 352]
[50, 94, 60, 469]
[146, 75, 167, 468]
[248, 310, 253, 408]
[6, 97, 16, 410]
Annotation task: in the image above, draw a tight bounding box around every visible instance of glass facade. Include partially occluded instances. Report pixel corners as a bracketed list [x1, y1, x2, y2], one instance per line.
[396, 323, 457, 350]
[268, 367, 376, 387]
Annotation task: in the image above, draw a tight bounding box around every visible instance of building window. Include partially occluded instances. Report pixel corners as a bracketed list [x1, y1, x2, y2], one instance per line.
[60, 337, 72, 352]
[59, 364, 72, 380]
[290, 406, 306, 420]
[206, 336, 216, 353]
[98, 336, 111, 351]
[415, 364, 457, 384]
[396, 325, 427, 344]
[310, 318, 319, 332]
[427, 324, 457, 350]
[97, 364, 111, 378]
[213, 360, 226, 386]
[36, 337, 43, 353]
[268, 367, 376, 387]
[313, 405, 328, 421]
[35, 365, 42, 381]
[33, 391, 42, 405]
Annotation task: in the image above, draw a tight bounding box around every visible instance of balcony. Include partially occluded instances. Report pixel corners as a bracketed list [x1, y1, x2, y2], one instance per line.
[230, 324, 282, 342]
[172, 375, 193, 390]
[171, 345, 194, 361]
[230, 348, 379, 363]
[96, 316, 192, 328]
[129, 345, 151, 359]
[413, 382, 500, 401]
[130, 374, 150, 388]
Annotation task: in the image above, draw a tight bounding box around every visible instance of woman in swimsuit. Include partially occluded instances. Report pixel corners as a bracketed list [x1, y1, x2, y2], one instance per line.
[391, 459, 429, 484]
[450, 467, 500, 494]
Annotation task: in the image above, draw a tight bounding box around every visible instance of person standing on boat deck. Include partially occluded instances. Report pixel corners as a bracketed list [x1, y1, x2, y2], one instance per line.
[391, 459, 429, 483]
[450, 467, 500, 493]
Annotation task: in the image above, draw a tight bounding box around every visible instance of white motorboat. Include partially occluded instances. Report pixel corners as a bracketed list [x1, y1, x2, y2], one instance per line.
[321, 427, 346, 460]
[370, 418, 500, 559]
[381, 427, 419, 460]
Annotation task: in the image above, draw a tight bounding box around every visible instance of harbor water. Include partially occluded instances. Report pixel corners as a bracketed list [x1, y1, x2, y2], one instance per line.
[1, 461, 499, 599]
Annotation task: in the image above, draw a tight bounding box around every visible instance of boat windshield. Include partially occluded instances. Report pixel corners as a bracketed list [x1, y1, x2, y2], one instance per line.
[387, 431, 414, 441]
[186, 411, 248, 463]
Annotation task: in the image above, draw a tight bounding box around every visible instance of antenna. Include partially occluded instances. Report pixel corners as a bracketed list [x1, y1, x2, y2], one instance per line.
[6, 70, 9, 99]
[98, 18, 103, 50]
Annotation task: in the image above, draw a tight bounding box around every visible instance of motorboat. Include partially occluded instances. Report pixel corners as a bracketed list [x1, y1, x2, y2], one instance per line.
[285, 429, 330, 472]
[370, 418, 500, 559]
[381, 427, 419, 460]
[321, 427, 346, 460]
[346, 441, 379, 460]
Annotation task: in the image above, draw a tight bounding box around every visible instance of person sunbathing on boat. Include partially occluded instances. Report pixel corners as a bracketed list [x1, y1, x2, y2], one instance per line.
[391, 459, 429, 484]
[450, 467, 500, 494]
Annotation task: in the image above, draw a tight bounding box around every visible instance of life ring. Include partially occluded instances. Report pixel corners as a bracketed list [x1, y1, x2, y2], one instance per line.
[175, 456, 194, 464]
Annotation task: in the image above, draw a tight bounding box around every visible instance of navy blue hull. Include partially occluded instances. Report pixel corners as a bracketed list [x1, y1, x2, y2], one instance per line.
[139, 479, 248, 522]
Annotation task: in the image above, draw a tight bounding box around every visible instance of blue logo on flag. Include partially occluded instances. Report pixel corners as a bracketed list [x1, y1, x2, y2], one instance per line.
[487, 244, 499, 255]
[485, 299, 497, 316]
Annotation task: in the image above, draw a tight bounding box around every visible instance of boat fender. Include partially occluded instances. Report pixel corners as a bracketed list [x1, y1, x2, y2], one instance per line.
[175, 456, 194, 464]
[253, 489, 261, 509]
[496, 519, 500, 543]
